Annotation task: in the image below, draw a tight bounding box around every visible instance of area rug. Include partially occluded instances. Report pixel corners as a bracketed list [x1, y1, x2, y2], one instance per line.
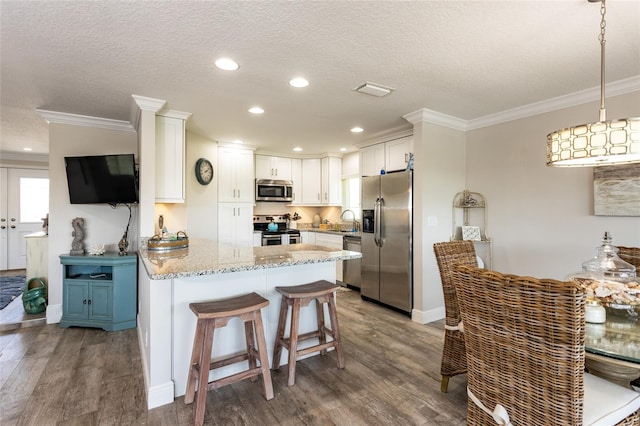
[0, 276, 25, 310]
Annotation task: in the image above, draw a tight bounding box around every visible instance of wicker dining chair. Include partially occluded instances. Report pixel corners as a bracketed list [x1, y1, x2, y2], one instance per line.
[452, 265, 640, 426]
[618, 246, 640, 270]
[433, 240, 478, 393]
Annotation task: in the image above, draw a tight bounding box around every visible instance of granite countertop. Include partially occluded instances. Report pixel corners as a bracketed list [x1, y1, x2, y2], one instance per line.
[139, 239, 362, 280]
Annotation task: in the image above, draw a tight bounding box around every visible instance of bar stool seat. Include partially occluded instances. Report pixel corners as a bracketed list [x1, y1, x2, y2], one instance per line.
[184, 292, 274, 426]
[272, 280, 345, 386]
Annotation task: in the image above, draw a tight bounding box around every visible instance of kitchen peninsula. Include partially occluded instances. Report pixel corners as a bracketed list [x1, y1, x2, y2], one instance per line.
[137, 239, 362, 409]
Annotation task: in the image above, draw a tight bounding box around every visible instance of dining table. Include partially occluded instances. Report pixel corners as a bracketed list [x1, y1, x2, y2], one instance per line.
[585, 307, 640, 389]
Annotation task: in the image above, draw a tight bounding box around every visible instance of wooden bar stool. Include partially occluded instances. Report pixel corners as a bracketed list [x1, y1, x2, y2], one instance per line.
[272, 280, 345, 386]
[184, 292, 274, 426]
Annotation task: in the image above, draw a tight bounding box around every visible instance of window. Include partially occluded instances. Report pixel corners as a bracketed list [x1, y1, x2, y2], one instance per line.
[341, 177, 361, 220]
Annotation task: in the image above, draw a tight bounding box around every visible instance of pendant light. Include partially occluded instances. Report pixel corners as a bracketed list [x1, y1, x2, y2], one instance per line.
[546, 0, 640, 167]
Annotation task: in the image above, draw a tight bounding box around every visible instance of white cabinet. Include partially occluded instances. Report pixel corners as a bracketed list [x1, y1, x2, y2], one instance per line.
[300, 231, 315, 245]
[360, 136, 413, 176]
[290, 158, 302, 205]
[156, 114, 187, 203]
[385, 136, 413, 172]
[301, 158, 322, 204]
[314, 232, 344, 281]
[255, 155, 292, 180]
[218, 147, 254, 203]
[300, 157, 342, 206]
[321, 157, 342, 205]
[218, 203, 253, 245]
[253, 231, 262, 247]
[360, 144, 385, 177]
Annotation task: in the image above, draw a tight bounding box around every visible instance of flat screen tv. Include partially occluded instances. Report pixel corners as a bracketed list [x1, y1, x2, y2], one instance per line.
[65, 154, 139, 204]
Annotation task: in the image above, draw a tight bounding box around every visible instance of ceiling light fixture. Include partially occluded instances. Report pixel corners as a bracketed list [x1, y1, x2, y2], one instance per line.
[293, 147, 303, 152]
[23, 147, 32, 151]
[289, 77, 309, 88]
[354, 82, 394, 97]
[546, 0, 639, 167]
[214, 57, 239, 71]
[232, 139, 243, 144]
[351, 127, 364, 133]
[248, 107, 264, 114]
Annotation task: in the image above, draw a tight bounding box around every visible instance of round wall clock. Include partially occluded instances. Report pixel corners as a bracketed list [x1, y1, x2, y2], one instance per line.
[195, 158, 213, 185]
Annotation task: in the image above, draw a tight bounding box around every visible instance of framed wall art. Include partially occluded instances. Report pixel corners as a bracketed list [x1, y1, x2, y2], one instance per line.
[593, 164, 640, 216]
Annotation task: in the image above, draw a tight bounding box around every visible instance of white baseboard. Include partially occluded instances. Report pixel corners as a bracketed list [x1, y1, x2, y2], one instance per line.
[137, 317, 175, 409]
[411, 306, 445, 324]
[46, 304, 62, 324]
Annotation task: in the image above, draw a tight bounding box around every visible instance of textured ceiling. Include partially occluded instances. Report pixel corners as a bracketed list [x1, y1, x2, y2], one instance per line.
[1, 1, 639, 157]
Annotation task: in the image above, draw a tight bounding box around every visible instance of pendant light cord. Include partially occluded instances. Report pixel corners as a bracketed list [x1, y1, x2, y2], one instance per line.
[598, 0, 607, 121]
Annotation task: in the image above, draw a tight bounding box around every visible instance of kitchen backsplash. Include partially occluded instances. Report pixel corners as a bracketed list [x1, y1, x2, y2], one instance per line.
[253, 203, 343, 226]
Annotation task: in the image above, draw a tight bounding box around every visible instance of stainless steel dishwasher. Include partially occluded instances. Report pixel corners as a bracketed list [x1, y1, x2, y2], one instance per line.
[343, 235, 361, 290]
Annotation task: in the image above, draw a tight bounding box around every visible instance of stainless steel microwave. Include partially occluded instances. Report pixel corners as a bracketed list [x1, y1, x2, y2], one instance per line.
[255, 179, 293, 202]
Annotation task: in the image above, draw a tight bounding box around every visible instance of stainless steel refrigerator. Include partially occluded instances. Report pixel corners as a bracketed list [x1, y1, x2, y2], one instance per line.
[361, 170, 412, 314]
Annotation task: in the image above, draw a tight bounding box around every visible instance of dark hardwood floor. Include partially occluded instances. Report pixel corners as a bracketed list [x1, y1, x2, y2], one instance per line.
[0, 288, 468, 425]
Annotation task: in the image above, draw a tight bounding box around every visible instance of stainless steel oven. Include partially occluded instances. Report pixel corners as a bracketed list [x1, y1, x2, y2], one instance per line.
[262, 234, 283, 246]
[289, 234, 301, 244]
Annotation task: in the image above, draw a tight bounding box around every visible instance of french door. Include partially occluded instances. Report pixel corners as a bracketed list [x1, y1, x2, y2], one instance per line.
[0, 168, 49, 270]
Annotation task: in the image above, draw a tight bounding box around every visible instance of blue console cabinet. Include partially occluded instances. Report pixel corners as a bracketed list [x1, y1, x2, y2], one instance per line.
[59, 253, 137, 331]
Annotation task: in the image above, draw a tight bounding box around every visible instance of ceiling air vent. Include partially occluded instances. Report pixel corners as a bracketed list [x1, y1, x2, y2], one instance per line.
[354, 82, 394, 97]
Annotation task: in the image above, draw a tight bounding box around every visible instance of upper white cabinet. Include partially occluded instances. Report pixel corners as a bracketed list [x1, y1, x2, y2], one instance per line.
[156, 113, 191, 203]
[299, 157, 341, 206]
[301, 158, 322, 204]
[385, 137, 413, 172]
[322, 157, 341, 205]
[255, 155, 292, 180]
[290, 158, 302, 205]
[218, 147, 254, 203]
[360, 143, 385, 177]
[360, 136, 413, 176]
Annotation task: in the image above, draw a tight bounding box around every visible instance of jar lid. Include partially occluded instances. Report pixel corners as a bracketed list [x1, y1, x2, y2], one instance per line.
[582, 232, 636, 280]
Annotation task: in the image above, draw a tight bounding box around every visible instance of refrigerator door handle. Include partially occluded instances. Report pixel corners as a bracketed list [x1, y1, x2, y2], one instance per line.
[374, 198, 381, 247]
[378, 197, 385, 247]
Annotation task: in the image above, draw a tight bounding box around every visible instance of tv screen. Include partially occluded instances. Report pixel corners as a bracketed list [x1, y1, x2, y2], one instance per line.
[65, 154, 139, 204]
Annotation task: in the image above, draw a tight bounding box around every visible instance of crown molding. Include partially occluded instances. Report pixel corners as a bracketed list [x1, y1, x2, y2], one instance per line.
[466, 75, 640, 130]
[158, 108, 192, 121]
[356, 127, 414, 149]
[401, 76, 640, 132]
[0, 151, 49, 164]
[36, 109, 135, 132]
[131, 95, 166, 112]
[402, 108, 467, 131]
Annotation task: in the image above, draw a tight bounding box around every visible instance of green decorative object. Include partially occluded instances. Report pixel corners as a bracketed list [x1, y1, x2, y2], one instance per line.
[23, 278, 47, 314]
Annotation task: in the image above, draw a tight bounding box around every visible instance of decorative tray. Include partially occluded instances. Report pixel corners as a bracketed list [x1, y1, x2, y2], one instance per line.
[147, 231, 189, 251]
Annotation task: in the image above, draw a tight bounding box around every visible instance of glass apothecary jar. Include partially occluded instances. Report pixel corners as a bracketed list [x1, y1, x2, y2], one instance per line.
[567, 232, 639, 320]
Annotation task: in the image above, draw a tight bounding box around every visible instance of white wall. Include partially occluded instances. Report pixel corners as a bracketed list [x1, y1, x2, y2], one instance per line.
[466, 91, 640, 280]
[47, 123, 138, 322]
[410, 119, 466, 322]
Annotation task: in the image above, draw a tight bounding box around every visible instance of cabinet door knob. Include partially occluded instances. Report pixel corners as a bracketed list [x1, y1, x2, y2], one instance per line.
[83, 299, 87, 304]
[88, 300, 92, 305]
[10, 225, 16, 229]
[0, 226, 5, 229]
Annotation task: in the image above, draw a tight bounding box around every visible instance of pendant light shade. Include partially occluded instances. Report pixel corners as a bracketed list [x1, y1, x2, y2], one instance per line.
[546, 0, 640, 167]
[547, 117, 640, 166]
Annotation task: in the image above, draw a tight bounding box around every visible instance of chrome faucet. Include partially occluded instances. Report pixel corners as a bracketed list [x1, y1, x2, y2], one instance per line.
[340, 209, 358, 231]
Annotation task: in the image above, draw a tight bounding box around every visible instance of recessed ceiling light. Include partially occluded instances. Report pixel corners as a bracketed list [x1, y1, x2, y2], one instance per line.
[248, 107, 264, 114]
[233, 139, 243, 144]
[293, 147, 303, 152]
[215, 57, 239, 71]
[351, 127, 364, 133]
[23, 147, 32, 151]
[289, 77, 309, 88]
[340, 148, 347, 152]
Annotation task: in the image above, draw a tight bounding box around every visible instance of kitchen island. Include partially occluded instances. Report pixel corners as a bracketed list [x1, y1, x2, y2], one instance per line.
[137, 239, 362, 409]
